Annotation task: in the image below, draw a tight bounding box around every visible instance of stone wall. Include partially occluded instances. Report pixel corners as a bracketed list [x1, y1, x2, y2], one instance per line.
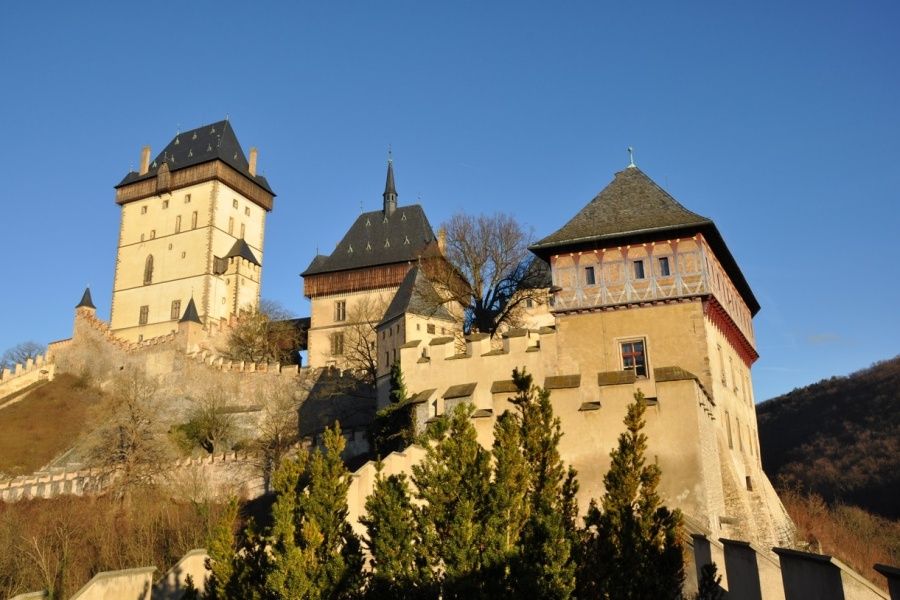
[0, 353, 55, 405]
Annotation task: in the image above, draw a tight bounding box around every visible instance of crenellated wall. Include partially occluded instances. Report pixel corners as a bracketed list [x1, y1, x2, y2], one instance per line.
[0, 353, 55, 405]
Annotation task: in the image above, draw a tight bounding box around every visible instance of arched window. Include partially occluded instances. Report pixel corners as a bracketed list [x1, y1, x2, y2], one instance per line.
[144, 255, 154, 285]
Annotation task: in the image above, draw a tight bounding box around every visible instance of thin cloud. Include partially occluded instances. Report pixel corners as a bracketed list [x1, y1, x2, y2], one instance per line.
[805, 333, 842, 346]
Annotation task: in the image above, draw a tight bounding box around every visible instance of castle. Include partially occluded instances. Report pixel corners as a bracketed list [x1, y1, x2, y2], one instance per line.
[32, 120, 792, 550]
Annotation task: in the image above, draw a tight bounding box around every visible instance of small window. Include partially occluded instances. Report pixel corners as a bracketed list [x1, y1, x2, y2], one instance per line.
[233, 199, 239, 209]
[228, 217, 234, 235]
[330, 332, 344, 356]
[143, 255, 154, 285]
[141, 206, 148, 214]
[385, 351, 390, 366]
[139, 305, 149, 325]
[162, 199, 169, 209]
[140, 233, 145, 242]
[717, 344, 726, 385]
[191, 211, 198, 229]
[181, 251, 186, 259]
[184, 194, 191, 204]
[725, 411, 733, 449]
[175, 215, 181, 233]
[745, 476, 753, 491]
[149, 229, 156, 239]
[417, 323, 421, 331]
[244, 206, 250, 216]
[585, 266, 596, 285]
[427, 324, 436, 334]
[334, 300, 346, 322]
[240, 223, 246, 239]
[526, 298, 533, 308]
[658, 256, 671, 277]
[170, 299, 181, 320]
[633, 260, 645, 280]
[621, 339, 647, 377]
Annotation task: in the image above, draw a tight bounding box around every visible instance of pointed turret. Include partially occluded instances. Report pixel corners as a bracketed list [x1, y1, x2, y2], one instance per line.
[76, 287, 96, 309]
[179, 297, 202, 324]
[383, 156, 397, 216]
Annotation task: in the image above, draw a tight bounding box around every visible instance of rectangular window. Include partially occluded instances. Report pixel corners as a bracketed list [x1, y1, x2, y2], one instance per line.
[162, 199, 169, 209]
[149, 229, 156, 239]
[525, 297, 533, 308]
[233, 199, 239, 209]
[139, 305, 149, 325]
[427, 323, 436, 334]
[141, 205, 147, 214]
[175, 215, 181, 233]
[240, 223, 246, 239]
[334, 300, 346, 322]
[191, 211, 198, 229]
[718, 344, 726, 385]
[244, 206, 250, 216]
[585, 266, 596, 285]
[658, 256, 671, 277]
[385, 352, 390, 366]
[330, 332, 344, 356]
[730, 356, 737, 392]
[228, 217, 234, 235]
[633, 260, 645, 280]
[725, 411, 733, 449]
[621, 339, 647, 377]
[170, 299, 181, 320]
[185, 194, 191, 203]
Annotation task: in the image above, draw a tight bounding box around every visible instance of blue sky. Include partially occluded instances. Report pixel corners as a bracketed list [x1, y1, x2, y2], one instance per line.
[0, 1, 897, 401]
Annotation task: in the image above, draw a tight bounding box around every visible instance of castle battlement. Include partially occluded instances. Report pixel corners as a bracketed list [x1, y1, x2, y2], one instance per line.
[0, 352, 55, 404]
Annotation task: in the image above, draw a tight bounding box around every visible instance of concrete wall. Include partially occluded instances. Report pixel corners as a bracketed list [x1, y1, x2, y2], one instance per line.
[152, 548, 209, 600]
[69, 567, 156, 600]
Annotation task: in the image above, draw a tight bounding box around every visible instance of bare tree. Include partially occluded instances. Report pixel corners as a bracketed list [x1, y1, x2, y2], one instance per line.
[252, 378, 301, 490]
[0, 341, 45, 370]
[227, 299, 302, 364]
[184, 379, 238, 454]
[421, 213, 548, 337]
[91, 368, 169, 499]
[342, 295, 388, 388]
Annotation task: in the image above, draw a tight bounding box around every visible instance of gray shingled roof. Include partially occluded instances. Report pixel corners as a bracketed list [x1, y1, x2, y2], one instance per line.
[378, 266, 454, 327]
[531, 166, 711, 251]
[301, 204, 436, 276]
[116, 120, 274, 194]
[530, 166, 760, 315]
[224, 238, 260, 266]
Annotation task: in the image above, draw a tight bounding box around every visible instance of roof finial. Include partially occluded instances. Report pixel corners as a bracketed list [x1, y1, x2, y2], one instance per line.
[388, 144, 393, 164]
[627, 146, 636, 168]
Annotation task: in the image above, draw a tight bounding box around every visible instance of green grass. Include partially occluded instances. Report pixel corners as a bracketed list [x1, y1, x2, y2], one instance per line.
[0, 374, 103, 476]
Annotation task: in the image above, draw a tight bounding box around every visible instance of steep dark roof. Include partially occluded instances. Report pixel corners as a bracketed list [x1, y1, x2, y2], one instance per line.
[378, 266, 454, 327]
[76, 287, 95, 309]
[301, 204, 436, 276]
[530, 166, 759, 315]
[224, 238, 260, 266]
[115, 120, 273, 194]
[384, 160, 397, 197]
[179, 297, 201, 324]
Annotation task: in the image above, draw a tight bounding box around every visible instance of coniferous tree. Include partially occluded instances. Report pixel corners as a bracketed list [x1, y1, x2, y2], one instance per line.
[267, 423, 364, 599]
[580, 390, 685, 600]
[361, 471, 430, 599]
[508, 368, 576, 599]
[370, 362, 415, 456]
[411, 403, 492, 599]
[204, 498, 239, 600]
[694, 563, 725, 600]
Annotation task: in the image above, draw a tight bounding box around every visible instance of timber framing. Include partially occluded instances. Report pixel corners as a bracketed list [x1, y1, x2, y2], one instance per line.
[115, 160, 274, 211]
[303, 262, 414, 298]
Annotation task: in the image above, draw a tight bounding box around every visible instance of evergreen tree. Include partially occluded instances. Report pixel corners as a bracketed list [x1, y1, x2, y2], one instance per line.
[370, 362, 415, 456]
[580, 391, 685, 600]
[204, 498, 239, 600]
[508, 368, 576, 600]
[411, 403, 492, 599]
[267, 423, 364, 599]
[695, 563, 725, 600]
[361, 471, 430, 599]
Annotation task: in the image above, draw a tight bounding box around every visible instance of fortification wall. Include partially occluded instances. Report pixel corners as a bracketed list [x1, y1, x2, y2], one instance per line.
[0, 353, 55, 405]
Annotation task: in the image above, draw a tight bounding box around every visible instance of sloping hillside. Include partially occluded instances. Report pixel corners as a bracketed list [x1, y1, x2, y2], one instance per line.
[757, 356, 900, 518]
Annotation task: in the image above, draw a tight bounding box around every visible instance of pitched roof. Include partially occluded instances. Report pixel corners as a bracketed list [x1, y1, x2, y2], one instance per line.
[378, 266, 454, 327]
[224, 238, 260, 266]
[531, 166, 711, 251]
[76, 287, 95, 309]
[179, 297, 201, 324]
[115, 120, 274, 194]
[530, 166, 759, 315]
[301, 204, 436, 276]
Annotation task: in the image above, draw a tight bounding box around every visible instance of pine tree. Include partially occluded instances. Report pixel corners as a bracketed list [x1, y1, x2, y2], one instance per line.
[370, 362, 415, 456]
[695, 563, 725, 600]
[267, 423, 364, 599]
[580, 390, 685, 600]
[361, 471, 431, 599]
[508, 368, 576, 600]
[204, 498, 239, 600]
[411, 403, 492, 599]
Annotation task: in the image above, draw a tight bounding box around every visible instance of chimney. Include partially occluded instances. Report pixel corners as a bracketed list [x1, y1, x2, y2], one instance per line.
[139, 146, 151, 175]
[248, 147, 258, 176]
[437, 227, 446, 254]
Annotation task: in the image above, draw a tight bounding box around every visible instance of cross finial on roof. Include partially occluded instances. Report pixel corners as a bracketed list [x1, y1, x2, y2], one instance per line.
[388, 145, 393, 164]
[627, 146, 636, 168]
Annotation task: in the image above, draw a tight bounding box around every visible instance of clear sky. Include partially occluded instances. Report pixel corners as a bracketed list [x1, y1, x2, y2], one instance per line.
[1, 1, 897, 401]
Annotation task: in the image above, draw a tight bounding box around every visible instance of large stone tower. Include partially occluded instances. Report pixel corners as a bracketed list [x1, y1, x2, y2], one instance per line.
[110, 121, 275, 342]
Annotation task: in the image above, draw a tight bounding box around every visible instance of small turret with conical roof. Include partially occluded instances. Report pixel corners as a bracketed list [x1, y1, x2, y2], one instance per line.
[76, 287, 96, 310]
[179, 297, 202, 324]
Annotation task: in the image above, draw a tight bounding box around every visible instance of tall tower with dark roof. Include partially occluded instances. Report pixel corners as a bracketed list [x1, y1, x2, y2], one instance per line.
[109, 121, 275, 342]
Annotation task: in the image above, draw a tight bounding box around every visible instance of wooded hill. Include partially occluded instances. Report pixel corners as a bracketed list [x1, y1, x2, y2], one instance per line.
[757, 356, 900, 519]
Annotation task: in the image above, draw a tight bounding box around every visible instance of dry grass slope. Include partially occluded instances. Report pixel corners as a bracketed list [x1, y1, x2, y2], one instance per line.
[0, 374, 105, 477]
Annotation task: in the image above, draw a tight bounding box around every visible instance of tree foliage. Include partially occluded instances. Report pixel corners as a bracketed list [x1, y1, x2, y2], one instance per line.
[370, 362, 415, 457]
[228, 300, 302, 365]
[420, 213, 546, 336]
[580, 390, 685, 600]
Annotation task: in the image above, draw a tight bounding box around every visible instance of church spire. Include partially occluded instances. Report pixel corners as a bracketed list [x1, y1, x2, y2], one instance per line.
[383, 151, 397, 216]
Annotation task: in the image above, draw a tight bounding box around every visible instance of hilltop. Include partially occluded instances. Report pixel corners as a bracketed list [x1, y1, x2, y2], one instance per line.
[757, 356, 900, 519]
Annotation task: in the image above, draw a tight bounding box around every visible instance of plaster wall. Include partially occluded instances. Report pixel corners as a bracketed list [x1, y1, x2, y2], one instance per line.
[307, 287, 397, 369]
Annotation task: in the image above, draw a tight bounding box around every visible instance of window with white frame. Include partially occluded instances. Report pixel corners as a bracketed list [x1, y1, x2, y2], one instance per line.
[620, 339, 648, 377]
[334, 300, 346, 322]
